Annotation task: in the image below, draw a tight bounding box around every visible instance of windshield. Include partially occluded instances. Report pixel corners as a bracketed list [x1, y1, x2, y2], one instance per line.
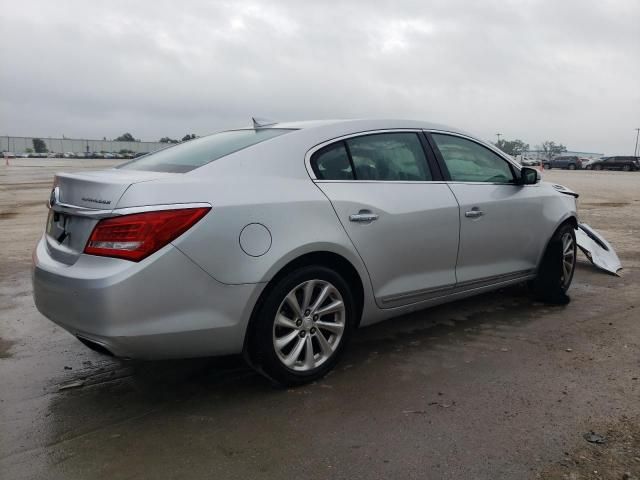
[118, 128, 293, 173]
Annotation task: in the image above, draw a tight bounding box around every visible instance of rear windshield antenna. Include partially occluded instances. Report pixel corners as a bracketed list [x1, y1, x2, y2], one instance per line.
[252, 117, 277, 129]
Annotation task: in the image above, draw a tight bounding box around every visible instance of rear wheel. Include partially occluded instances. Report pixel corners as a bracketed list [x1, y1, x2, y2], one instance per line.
[622, 164, 631, 172]
[568, 163, 576, 170]
[544, 163, 551, 170]
[594, 164, 603, 170]
[248, 266, 355, 386]
[532, 223, 576, 304]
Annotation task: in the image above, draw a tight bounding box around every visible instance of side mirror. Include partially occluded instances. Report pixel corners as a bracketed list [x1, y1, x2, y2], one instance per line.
[519, 167, 541, 185]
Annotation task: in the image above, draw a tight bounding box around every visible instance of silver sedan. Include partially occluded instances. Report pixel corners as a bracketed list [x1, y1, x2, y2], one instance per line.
[32, 119, 578, 385]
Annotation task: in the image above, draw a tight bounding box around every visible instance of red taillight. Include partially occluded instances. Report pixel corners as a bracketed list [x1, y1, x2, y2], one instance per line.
[84, 207, 210, 262]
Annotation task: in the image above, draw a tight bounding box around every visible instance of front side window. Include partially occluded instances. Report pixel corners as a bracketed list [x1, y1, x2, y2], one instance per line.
[119, 128, 292, 173]
[346, 133, 431, 181]
[431, 134, 515, 183]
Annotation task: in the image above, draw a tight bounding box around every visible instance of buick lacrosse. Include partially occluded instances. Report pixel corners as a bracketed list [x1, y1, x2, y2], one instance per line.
[33, 119, 578, 385]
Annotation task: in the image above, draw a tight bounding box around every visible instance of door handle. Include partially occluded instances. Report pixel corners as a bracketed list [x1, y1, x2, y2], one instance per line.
[465, 208, 484, 218]
[349, 210, 379, 223]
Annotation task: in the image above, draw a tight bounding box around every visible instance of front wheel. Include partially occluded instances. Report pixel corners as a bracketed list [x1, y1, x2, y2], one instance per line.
[568, 164, 576, 170]
[248, 266, 356, 386]
[594, 164, 603, 170]
[622, 164, 631, 172]
[544, 163, 551, 170]
[531, 223, 576, 304]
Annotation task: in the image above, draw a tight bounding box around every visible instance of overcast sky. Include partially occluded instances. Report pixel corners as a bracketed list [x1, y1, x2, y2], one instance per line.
[1, 0, 639, 154]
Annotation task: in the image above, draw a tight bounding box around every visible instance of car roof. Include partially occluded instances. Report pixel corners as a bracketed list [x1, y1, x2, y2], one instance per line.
[252, 118, 472, 137]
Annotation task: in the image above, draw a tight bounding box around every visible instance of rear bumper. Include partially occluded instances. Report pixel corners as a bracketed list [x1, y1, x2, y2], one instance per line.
[32, 236, 264, 359]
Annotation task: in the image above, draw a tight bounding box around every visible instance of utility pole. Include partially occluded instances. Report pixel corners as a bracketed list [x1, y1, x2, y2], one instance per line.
[634, 128, 639, 157]
[496, 133, 502, 144]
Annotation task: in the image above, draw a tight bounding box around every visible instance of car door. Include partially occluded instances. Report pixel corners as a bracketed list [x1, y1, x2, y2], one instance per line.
[309, 131, 460, 308]
[610, 157, 622, 169]
[428, 132, 546, 286]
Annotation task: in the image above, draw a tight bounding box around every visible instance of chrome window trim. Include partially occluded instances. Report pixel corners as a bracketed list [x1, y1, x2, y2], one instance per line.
[304, 128, 524, 184]
[304, 128, 428, 181]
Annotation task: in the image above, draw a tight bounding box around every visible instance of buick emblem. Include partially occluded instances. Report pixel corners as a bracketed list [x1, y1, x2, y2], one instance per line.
[50, 186, 60, 208]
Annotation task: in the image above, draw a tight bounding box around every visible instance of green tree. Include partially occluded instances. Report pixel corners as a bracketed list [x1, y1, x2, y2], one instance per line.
[159, 137, 179, 144]
[32, 138, 48, 153]
[495, 138, 529, 156]
[181, 134, 197, 142]
[115, 133, 138, 142]
[539, 141, 567, 159]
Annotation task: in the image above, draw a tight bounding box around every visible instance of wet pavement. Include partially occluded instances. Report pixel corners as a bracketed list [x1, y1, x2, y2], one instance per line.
[1, 162, 639, 479]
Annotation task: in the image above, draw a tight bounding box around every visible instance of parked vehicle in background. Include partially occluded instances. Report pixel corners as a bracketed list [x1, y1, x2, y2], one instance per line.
[543, 156, 583, 170]
[579, 157, 596, 169]
[2, 152, 16, 158]
[63, 152, 76, 158]
[521, 157, 540, 167]
[32, 119, 579, 386]
[588, 156, 639, 171]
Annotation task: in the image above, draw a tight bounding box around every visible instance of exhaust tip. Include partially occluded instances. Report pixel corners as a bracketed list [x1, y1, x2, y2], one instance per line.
[77, 336, 114, 357]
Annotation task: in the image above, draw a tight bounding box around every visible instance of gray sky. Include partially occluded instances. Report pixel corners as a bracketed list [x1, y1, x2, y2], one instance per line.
[1, 0, 639, 154]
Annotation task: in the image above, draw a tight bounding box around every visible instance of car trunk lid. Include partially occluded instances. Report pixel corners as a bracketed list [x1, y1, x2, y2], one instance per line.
[46, 169, 170, 265]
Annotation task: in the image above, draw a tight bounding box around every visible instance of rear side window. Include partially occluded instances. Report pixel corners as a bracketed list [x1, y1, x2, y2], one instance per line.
[311, 142, 353, 180]
[431, 134, 515, 183]
[347, 133, 431, 181]
[119, 129, 292, 173]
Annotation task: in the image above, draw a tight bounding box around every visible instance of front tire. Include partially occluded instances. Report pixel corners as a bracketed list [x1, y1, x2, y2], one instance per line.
[248, 266, 355, 386]
[594, 164, 603, 171]
[568, 164, 576, 170]
[544, 163, 551, 170]
[622, 164, 631, 172]
[532, 223, 577, 304]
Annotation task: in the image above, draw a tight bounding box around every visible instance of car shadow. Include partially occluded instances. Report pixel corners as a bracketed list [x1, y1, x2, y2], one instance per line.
[42, 280, 571, 449]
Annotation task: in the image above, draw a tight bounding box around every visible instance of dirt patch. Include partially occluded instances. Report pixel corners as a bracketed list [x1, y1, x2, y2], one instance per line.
[537, 416, 640, 479]
[0, 337, 16, 358]
[581, 202, 631, 208]
[0, 211, 19, 219]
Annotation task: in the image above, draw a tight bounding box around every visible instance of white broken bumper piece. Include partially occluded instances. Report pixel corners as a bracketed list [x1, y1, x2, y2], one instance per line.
[575, 223, 622, 276]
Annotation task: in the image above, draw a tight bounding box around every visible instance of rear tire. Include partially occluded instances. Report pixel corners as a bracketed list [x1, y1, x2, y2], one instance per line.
[568, 164, 576, 170]
[594, 164, 603, 171]
[544, 163, 551, 170]
[622, 164, 631, 172]
[248, 266, 355, 386]
[532, 223, 576, 304]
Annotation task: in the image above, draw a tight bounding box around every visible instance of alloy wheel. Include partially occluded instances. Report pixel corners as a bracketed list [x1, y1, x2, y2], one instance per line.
[560, 232, 576, 289]
[272, 279, 346, 371]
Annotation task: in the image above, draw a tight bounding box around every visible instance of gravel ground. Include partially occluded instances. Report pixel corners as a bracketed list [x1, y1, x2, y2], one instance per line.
[0, 161, 638, 480]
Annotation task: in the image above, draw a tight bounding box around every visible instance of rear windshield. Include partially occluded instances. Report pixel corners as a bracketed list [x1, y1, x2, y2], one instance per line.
[118, 128, 293, 173]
